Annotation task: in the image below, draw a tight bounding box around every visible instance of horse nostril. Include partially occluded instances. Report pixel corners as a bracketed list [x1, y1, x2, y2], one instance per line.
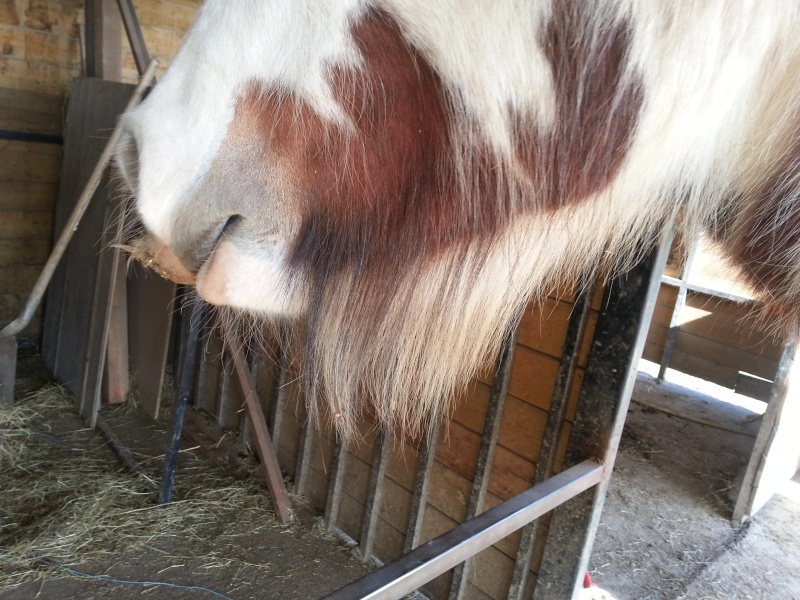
[115, 128, 140, 193]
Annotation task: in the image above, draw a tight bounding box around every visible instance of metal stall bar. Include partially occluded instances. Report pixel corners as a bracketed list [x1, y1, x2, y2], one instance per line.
[325, 437, 350, 531]
[323, 460, 604, 600]
[508, 288, 596, 600]
[115, 0, 152, 76]
[535, 238, 672, 599]
[159, 300, 202, 505]
[404, 421, 442, 552]
[450, 324, 520, 599]
[360, 430, 393, 561]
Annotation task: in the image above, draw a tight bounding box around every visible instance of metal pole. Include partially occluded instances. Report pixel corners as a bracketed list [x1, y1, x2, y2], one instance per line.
[159, 300, 202, 505]
[323, 460, 605, 600]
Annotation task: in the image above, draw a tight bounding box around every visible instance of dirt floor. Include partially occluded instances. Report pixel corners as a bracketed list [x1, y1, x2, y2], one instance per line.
[2, 350, 800, 599]
[591, 363, 800, 600]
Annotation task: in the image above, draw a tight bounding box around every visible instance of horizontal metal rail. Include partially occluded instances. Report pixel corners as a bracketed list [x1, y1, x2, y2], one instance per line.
[323, 459, 605, 600]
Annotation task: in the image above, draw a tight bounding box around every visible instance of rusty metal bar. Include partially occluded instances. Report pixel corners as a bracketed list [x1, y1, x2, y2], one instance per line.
[534, 237, 672, 599]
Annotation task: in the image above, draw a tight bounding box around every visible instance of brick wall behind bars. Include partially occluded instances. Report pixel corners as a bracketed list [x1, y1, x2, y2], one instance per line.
[0, 0, 199, 336]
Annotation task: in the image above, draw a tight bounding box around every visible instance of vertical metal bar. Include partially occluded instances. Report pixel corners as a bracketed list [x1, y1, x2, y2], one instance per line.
[360, 430, 392, 561]
[293, 416, 314, 496]
[404, 422, 442, 553]
[450, 321, 521, 599]
[657, 233, 697, 382]
[508, 289, 595, 600]
[270, 351, 290, 451]
[534, 237, 671, 599]
[159, 301, 201, 505]
[325, 437, 349, 531]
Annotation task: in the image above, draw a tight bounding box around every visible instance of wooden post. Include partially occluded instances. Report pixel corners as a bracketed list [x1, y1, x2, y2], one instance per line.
[85, 0, 122, 80]
[733, 340, 800, 522]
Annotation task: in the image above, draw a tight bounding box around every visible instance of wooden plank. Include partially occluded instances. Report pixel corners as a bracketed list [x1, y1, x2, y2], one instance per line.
[673, 330, 778, 381]
[534, 239, 670, 599]
[0, 142, 62, 182]
[127, 261, 175, 419]
[293, 415, 314, 496]
[85, 0, 123, 80]
[195, 323, 223, 414]
[216, 351, 239, 430]
[0, 239, 50, 266]
[102, 254, 129, 404]
[516, 298, 572, 360]
[733, 341, 800, 521]
[228, 330, 292, 524]
[657, 234, 699, 380]
[0, 88, 62, 134]
[79, 179, 125, 424]
[505, 347, 561, 411]
[325, 436, 349, 531]
[40, 79, 133, 406]
[0, 181, 59, 211]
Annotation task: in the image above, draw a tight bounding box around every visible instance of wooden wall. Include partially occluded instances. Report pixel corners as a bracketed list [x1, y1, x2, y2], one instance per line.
[0, 0, 199, 337]
[191, 288, 602, 599]
[643, 236, 783, 396]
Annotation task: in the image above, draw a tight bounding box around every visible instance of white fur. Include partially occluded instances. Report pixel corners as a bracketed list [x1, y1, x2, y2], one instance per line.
[117, 0, 800, 437]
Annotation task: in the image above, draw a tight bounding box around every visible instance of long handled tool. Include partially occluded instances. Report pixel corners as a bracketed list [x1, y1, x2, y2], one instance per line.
[0, 60, 159, 405]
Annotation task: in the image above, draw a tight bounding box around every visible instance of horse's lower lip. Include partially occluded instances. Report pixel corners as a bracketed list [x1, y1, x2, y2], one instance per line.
[147, 240, 197, 285]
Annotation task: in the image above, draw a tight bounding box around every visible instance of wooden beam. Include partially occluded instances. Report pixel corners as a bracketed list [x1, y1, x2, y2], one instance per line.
[84, 0, 122, 80]
[325, 437, 349, 531]
[227, 329, 293, 524]
[658, 235, 698, 381]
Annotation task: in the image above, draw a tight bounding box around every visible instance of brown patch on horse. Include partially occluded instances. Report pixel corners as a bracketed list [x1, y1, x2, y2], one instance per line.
[514, 3, 644, 209]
